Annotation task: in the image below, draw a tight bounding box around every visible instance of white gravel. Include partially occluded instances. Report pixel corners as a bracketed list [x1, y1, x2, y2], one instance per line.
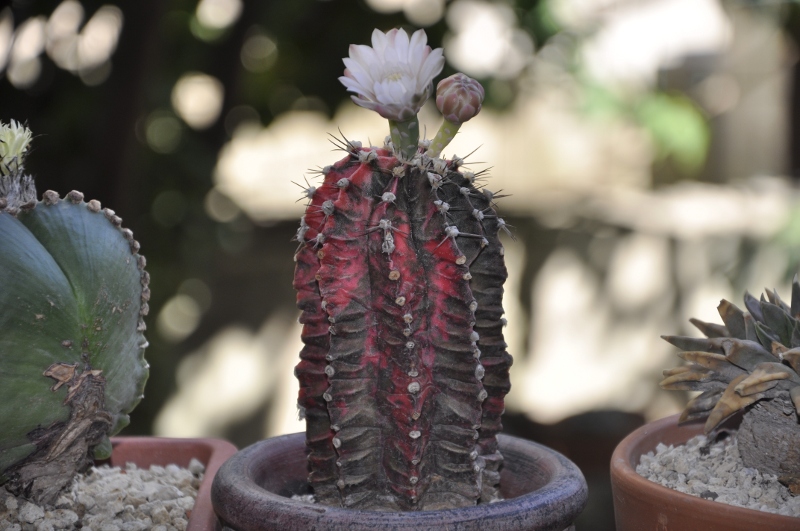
[637, 433, 800, 518]
[0, 459, 204, 530]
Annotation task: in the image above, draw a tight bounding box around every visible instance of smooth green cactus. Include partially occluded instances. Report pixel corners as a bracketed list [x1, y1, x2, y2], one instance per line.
[0, 122, 149, 505]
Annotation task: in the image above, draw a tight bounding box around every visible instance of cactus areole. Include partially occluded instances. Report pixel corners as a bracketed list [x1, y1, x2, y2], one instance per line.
[292, 29, 512, 511]
[0, 122, 149, 505]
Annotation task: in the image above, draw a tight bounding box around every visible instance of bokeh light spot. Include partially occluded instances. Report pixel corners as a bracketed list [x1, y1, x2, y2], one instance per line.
[171, 72, 225, 130]
[179, 278, 213, 313]
[196, 0, 242, 30]
[157, 294, 202, 343]
[364, 0, 405, 14]
[0, 9, 15, 72]
[241, 32, 278, 73]
[205, 187, 241, 223]
[145, 111, 182, 154]
[151, 189, 188, 227]
[77, 5, 123, 70]
[404, 0, 445, 27]
[445, 0, 533, 79]
[8, 15, 46, 88]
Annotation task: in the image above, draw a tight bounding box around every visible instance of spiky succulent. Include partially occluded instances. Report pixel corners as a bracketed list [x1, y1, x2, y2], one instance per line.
[292, 31, 511, 511]
[0, 122, 149, 505]
[662, 278, 800, 480]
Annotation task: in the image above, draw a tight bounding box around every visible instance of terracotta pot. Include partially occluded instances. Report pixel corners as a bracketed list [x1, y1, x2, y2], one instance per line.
[211, 432, 587, 531]
[106, 436, 237, 531]
[610, 414, 800, 530]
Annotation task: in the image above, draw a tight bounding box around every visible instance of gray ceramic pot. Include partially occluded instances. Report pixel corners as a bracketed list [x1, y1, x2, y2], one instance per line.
[211, 432, 587, 531]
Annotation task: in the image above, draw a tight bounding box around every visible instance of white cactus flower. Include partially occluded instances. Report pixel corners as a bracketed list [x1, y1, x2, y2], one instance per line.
[339, 28, 445, 122]
[0, 120, 32, 175]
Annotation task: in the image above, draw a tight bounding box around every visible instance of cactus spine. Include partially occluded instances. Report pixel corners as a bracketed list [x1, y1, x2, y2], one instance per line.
[0, 122, 149, 505]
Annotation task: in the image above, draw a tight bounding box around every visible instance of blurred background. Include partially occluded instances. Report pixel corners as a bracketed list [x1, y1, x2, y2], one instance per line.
[4, 0, 800, 528]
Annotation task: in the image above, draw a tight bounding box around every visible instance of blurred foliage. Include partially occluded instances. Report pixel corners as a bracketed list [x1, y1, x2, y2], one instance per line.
[636, 93, 709, 174]
[0, 0, 724, 435]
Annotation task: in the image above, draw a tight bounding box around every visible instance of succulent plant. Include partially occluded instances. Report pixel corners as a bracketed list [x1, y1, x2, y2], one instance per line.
[662, 278, 800, 485]
[0, 121, 150, 505]
[293, 29, 512, 511]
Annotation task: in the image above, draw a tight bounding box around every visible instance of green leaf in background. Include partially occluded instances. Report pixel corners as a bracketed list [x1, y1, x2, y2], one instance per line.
[637, 93, 710, 175]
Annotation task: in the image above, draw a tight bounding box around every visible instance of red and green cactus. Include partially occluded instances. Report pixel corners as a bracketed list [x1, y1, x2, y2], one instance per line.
[0, 122, 149, 504]
[293, 29, 512, 511]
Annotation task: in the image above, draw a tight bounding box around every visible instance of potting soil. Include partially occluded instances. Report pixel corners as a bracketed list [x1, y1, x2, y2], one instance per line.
[637, 433, 800, 517]
[0, 458, 204, 530]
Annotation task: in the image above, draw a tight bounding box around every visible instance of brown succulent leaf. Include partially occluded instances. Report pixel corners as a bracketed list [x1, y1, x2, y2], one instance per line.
[743, 313, 757, 342]
[660, 366, 729, 392]
[705, 374, 764, 433]
[792, 275, 800, 319]
[689, 318, 729, 339]
[761, 301, 794, 346]
[683, 351, 748, 383]
[722, 339, 777, 371]
[660, 365, 713, 391]
[744, 291, 764, 322]
[783, 349, 800, 374]
[791, 323, 800, 349]
[772, 341, 789, 356]
[718, 300, 747, 340]
[733, 363, 793, 396]
[678, 351, 727, 369]
[766, 288, 791, 313]
[662, 335, 724, 354]
[755, 321, 782, 351]
[680, 389, 724, 423]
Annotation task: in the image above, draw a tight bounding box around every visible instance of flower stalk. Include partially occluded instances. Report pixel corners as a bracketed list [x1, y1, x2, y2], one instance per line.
[388, 117, 420, 160]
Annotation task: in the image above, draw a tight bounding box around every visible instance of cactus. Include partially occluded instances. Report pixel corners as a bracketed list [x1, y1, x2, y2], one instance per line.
[0, 122, 149, 505]
[661, 280, 800, 487]
[293, 29, 512, 511]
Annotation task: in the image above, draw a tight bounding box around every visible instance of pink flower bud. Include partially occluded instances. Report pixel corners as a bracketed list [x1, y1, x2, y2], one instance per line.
[435, 73, 485, 124]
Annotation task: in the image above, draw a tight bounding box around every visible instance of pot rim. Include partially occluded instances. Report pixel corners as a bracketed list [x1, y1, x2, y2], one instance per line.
[212, 431, 588, 530]
[610, 413, 800, 527]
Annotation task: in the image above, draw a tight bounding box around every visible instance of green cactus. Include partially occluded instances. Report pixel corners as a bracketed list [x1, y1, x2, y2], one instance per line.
[0, 122, 149, 505]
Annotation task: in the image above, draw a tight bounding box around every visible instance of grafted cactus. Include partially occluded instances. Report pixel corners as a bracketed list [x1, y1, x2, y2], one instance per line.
[0, 122, 149, 505]
[293, 29, 512, 511]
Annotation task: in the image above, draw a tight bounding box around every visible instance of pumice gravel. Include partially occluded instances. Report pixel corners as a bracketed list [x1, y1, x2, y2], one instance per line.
[637, 433, 800, 518]
[0, 458, 204, 530]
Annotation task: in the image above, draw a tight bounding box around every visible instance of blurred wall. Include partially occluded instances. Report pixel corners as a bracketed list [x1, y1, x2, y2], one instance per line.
[1, 0, 800, 504]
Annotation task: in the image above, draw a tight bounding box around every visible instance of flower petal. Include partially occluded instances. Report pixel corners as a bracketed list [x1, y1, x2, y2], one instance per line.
[392, 28, 410, 63]
[418, 49, 445, 86]
[339, 75, 367, 95]
[339, 28, 444, 120]
[343, 58, 376, 92]
[408, 29, 427, 62]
